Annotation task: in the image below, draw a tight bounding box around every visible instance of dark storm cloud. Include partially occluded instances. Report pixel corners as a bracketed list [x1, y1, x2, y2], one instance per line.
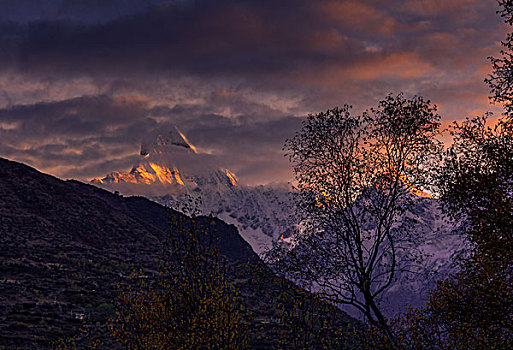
[0, 0, 504, 113]
[0, 95, 153, 175]
[191, 115, 302, 184]
[0, 0, 177, 24]
[4, 1, 355, 79]
[0, 95, 153, 137]
[0, 0, 507, 184]
[0, 93, 302, 184]
[1, 0, 499, 80]
[0, 2, 405, 77]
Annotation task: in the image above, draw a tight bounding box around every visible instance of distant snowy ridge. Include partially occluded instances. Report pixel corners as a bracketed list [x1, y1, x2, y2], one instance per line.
[91, 127, 295, 253]
[154, 183, 294, 254]
[90, 128, 465, 315]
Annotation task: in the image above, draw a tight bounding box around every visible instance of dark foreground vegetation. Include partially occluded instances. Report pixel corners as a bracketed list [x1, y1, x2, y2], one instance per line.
[0, 157, 361, 349]
[266, 92, 512, 350]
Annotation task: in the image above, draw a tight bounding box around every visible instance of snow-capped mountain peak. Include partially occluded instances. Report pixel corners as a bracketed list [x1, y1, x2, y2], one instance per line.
[91, 127, 235, 190]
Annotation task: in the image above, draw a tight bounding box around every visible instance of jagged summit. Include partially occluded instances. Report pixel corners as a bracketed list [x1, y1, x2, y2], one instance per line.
[91, 128, 237, 191]
[140, 126, 198, 157]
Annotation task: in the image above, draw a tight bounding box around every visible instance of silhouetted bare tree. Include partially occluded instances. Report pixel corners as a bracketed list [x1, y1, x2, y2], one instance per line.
[267, 94, 442, 348]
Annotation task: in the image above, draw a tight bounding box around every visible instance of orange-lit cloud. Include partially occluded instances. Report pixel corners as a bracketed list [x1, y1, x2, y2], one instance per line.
[320, 1, 398, 35]
[349, 52, 435, 80]
[404, 0, 481, 16]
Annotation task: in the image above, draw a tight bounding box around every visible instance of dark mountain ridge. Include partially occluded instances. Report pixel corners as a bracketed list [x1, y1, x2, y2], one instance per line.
[0, 157, 258, 347]
[0, 157, 357, 348]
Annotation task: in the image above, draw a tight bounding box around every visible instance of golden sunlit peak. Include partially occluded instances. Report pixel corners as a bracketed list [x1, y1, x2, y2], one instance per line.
[175, 127, 198, 154]
[224, 169, 238, 186]
[148, 163, 174, 184]
[173, 167, 185, 186]
[134, 166, 157, 184]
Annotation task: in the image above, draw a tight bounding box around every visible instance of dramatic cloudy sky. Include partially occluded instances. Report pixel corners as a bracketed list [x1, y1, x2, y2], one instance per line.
[0, 0, 508, 185]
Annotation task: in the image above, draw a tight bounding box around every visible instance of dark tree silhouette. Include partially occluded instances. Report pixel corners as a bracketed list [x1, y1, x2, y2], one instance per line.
[487, 0, 513, 114]
[393, 115, 513, 349]
[111, 210, 249, 349]
[267, 94, 442, 348]
[389, 1, 513, 346]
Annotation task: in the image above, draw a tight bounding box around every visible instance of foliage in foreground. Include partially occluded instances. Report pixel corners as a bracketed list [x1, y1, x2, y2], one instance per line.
[390, 116, 513, 350]
[110, 213, 249, 349]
